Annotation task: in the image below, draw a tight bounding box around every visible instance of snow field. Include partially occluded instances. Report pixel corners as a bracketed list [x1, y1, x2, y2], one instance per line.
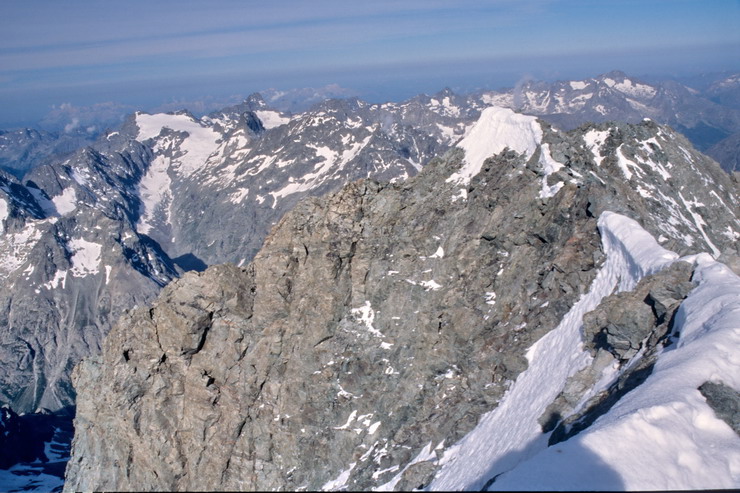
[429, 212, 734, 491]
[254, 110, 291, 129]
[135, 112, 220, 177]
[136, 155, 173, 235]
[491, 252, 740, 490]
[68, 238, 102, 277]
[447, 107, 542, 186]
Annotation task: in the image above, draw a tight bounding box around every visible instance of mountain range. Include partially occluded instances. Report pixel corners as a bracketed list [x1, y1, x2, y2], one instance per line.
[64, 107, 739, 491]
[0, 70, 737, 491]
[3, 70, 739, 179]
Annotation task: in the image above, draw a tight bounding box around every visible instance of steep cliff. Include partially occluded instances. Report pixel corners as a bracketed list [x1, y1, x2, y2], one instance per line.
[65, 109, 739, 491]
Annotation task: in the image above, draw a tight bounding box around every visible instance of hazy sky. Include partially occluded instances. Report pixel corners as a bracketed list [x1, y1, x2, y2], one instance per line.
[1, 0, 738, 128]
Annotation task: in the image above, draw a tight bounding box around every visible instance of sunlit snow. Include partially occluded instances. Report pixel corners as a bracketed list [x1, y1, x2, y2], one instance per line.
[430, 212, 685, 490]
[136, 155, 173, 235]
[0, 198, 7, 233]
[135, 113, 220, 177]
[538, 143, 565, 198]
[447, 107, 542, 186]
[569, 81, 588, 90]
[490, 252, 740, 491]
[254, 110, 291, 129]
[583, 129, 610, 166]
[51, 187, 77, 215]
[68, 238, 102, 277]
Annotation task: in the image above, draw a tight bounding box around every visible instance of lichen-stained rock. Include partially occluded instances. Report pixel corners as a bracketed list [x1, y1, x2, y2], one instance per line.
[65, 114, 739, 491]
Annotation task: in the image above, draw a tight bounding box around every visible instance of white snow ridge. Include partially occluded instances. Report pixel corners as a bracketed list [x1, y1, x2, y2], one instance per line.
[430, 212, 740, 491]
[448, 107, 542, 186]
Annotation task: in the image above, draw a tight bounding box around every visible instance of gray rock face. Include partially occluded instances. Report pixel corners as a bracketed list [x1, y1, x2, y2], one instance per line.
[583, 260, 694, 361]
[541, 261, 695, 443]
[0, 90, 484, 416]
[0, 140, 178, 413]
[130, 91, 483, 267]
[2, 75, 738, 417]
[65, 114, 738, 491]
[699, 382, 740, 435]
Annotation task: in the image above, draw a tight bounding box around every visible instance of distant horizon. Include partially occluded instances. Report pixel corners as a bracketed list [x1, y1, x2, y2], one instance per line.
[2, 66, 738, 133]
[2, 1, 738, 130]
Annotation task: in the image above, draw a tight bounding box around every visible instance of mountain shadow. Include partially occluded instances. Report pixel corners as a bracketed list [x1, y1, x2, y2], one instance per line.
[482, 433, 625, 491]
[172, 252, 208, 272]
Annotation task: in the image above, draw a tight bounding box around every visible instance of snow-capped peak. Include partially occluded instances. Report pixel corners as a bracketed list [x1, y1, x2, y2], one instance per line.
[447, 106, 542, 185]
[134, 112, 220, 177]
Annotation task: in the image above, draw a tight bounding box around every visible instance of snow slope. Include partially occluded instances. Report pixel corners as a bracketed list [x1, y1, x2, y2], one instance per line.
[447, 107, 542, 186]
[428, 212, 740, 491]
[490, 253, 740, 491]
[135, 113, 220, 177]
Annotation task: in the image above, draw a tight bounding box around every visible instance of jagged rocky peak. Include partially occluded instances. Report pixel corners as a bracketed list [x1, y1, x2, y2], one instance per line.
[205, 93, 285, 133]
[0, 121, 181, 414]
[596, 69, 634, 84]
[244, 92, 269, 109]
[64, 106, 738, 491]
[0, 88, 481, 418]
[0, 169, 47, 228]
[480, 70, 740, 174]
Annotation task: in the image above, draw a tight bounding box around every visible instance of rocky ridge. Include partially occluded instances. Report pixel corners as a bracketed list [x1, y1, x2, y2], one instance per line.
[64, 108, 738, 491]
[0, 128, 95, 179]
[0, 89, 484, 417]
[0, 139, 178, 414]
[481, 70, 740, 172]
[0, 77, 737, 487]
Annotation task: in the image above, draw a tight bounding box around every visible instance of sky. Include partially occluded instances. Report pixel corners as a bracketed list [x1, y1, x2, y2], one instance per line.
[1, 0, 738, 129]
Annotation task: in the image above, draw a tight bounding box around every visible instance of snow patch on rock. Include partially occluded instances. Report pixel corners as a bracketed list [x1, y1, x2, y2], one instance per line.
[69, 238, 102, 277]
[136, 155, 173, 235]
[51, 188, 77, 216]
[448, 107, 542, 186]
[135, 113, 220, 177]
[430, 212, 679, 490]
[254, 110, 291, 129]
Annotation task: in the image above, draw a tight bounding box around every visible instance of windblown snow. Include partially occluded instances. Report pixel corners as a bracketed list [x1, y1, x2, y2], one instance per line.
[447, 107, 542, 186]
[426, 211, 740, 491]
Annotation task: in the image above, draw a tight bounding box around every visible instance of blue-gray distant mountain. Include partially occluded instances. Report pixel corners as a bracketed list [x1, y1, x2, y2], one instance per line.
[0, 128, 96, 178]
[480, 70, 740, 171]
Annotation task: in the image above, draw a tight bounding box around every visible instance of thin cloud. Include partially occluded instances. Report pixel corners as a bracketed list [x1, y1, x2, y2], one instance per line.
[40, 101, 134, 133]
[1, 0, 736, 128]
[0, 1, 551, 73]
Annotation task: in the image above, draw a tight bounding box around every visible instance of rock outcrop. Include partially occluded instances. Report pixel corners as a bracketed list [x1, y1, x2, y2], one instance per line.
[0, 92, 480, 415]
[541, 260, 695, 444]
[65, 160, 603, 490]
[64, 112, 738, 491]
[699, 382, 740, 435]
